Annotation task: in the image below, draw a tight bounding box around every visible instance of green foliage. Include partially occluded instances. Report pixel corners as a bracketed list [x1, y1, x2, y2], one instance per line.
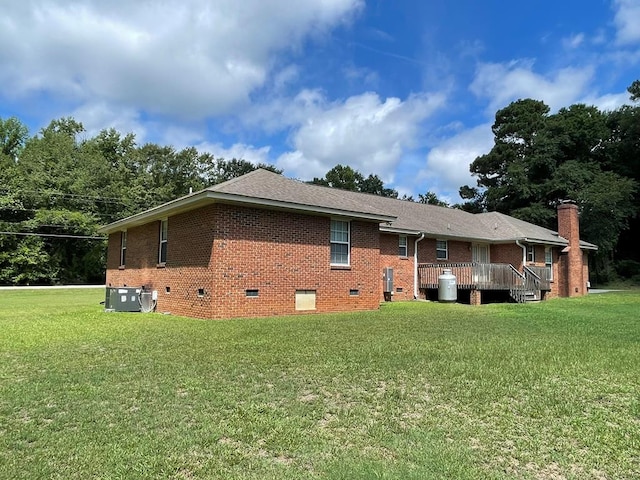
[418, 191, 449, 206]
[462, 83, 640, 274]
[201, 157, 282, 185]
[311, 164, 398, 197]
[0, 115, 285, 285]
[0, 116, 28, 159]
[615, 259, 640, 280]
[0, 236, 58, 284]
[628, 79, 640, 102]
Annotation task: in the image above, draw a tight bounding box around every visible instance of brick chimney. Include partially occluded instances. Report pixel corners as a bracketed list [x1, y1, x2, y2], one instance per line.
[557, 201, 586, 296]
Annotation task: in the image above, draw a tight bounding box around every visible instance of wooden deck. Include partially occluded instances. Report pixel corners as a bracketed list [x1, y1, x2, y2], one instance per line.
[417, 263, 551, 303]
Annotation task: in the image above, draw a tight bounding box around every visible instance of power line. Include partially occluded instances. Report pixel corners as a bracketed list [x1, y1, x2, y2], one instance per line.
[0, 231, 107, 240]
[0, 206, 125, 219]
[0, 189, 129, 204]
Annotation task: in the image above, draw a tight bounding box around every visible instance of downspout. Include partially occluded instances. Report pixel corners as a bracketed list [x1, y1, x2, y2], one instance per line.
[515, 239, 526, 269]
[414, 233, 426, 299]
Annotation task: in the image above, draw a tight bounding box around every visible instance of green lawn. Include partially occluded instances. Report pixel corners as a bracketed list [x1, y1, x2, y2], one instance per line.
[1, 289, 639, 479]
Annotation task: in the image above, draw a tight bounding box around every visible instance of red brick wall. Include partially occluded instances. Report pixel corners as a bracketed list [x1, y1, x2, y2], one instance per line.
[558, 203, 587, 296]
[106, 203, 382, 319]
[380, 233, 414, 300]
[417, 238, 472, 263]
[106, 206, 217, 319]
[490, 243, 522, 267]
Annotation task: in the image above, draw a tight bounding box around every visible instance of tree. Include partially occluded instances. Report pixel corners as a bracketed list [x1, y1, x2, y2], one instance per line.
[201, 157, 282, 185]
[461, 98, 638, 277]
[0, 116, 29, 160]
[465, 99, 553, 215]
[311, 164, 363, 191]
[418, 191, 448, 207]
[603, 81, 640, 265]
[0, 235, 58, 285]
[628, 79, 640, 102]
[311, 165, 398, 197]
[0, 114, 292, 285]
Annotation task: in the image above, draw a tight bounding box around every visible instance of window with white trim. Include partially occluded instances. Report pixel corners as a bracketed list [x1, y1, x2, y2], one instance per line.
[330, 220, 350, 266]
[399, 235, 408, 257]
[526, 244, 535, 263]
[159, 219, 168, 264]
[436, 240, 448, 260]
[545, 247, 553, 280]
[119, 231, 127, 267]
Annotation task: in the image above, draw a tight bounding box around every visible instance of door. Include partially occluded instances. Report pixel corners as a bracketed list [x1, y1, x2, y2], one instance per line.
[472, 244, 490, 285]
[472, 243, 490, 263]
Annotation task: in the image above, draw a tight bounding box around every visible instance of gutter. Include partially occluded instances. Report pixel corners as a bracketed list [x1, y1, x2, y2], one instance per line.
[414, 232, 425, 299]
[515, 239, 527, 268]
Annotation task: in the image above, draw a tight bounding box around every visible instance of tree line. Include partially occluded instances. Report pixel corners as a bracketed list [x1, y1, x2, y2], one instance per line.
[0, 118, 282, 285]
[460, 80, 640, 282]
[1, 79, 638, 284]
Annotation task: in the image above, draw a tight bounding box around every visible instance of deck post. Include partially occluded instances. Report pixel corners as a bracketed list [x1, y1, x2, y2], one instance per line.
[470, 289, 482, 306]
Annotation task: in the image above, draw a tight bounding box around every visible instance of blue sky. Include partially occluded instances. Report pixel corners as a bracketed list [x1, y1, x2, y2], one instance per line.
[1, 0, 639, 201]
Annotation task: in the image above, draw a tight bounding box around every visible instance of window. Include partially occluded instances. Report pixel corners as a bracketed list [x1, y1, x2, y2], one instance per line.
[526, 244, 535, 263]
[159, 219, 168, 264]
[436, 240, 448, 260]
[330, 220, 350, 265]
[545, 247, 553, 281]
[399, 235, 408, 257]
[246, 289, 259, 297]
[119, 231, 127, 267]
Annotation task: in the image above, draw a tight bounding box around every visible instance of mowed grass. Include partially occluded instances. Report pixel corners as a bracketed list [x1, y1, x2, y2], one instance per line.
[1, 289, 639, 479]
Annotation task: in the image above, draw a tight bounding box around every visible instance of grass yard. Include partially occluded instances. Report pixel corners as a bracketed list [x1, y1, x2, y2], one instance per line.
[1, 289, 639, 479]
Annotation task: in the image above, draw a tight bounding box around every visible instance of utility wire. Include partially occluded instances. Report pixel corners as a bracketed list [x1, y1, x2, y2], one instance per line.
[0, 231, 107, 240]
[0, 189, 129, 204]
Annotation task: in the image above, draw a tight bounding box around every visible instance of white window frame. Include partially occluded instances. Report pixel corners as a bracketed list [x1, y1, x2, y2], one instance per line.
[526, 244, 535, 263]
[436, 239, 448, 260]
[119, 230, 127, 267]
[330, 219, 350, 266]
[545, 247, 553, 281]
[399, 235, 408, 257]
[159, 219, 168, 264]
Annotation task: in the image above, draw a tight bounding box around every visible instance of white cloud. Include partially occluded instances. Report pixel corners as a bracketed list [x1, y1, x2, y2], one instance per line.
[418, 124, 494, 202]
[196, 142, 272, 165]
[343, 65, 380, 87]
[271, 65, 301, 92]
[276, 91, 447, 181]
[241, 88, 327, 133]
[470, 60, 594, 113]
[0, 0, 363, 119]
[613, 0, 640, 45]
[580, 91, 631, 111]
[71, 102, 147, 142]
[562, 33, 585, 49]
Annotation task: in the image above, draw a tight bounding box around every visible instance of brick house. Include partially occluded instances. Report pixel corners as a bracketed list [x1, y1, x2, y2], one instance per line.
[99, 169, 596, 319]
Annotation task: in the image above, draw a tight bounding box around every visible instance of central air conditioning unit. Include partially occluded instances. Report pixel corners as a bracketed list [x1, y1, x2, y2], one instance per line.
[104, 287, 142, 312]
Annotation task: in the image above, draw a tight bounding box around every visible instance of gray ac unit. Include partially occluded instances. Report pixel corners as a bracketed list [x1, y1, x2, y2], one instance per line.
[105, 287, 142, 312]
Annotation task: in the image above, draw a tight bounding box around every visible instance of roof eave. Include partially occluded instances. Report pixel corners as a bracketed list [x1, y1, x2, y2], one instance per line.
[379, 226, 422, 235]
[522, 237, 569, 247]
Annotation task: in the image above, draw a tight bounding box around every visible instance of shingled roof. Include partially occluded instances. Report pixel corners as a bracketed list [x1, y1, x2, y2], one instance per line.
[99, 169, 598, 250]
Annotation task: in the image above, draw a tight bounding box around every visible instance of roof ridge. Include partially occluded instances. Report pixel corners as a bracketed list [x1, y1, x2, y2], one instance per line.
[207, 167, 269, 191]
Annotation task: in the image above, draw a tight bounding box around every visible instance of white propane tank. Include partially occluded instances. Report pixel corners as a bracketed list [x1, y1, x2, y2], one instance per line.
[438, 268, 457, 302]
